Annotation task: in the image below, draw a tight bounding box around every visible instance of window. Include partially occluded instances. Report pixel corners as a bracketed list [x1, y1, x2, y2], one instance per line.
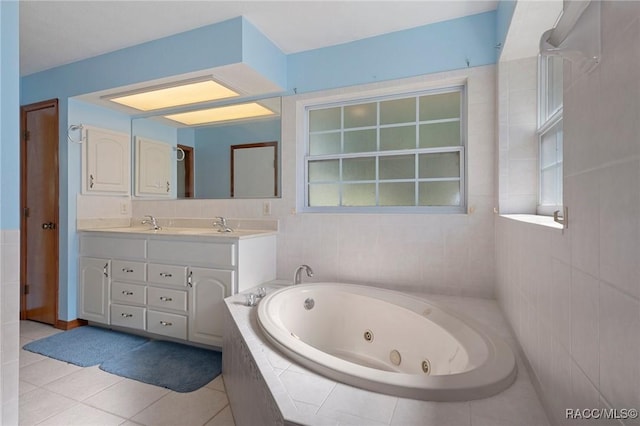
[538, 55, 563, 215]
[303, 87, 465, 213]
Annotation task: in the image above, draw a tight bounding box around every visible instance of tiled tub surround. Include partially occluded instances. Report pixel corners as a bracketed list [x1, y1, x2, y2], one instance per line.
[223, 284, 549, 426]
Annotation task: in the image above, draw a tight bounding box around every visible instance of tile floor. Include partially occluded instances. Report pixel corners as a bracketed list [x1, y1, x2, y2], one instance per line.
[19, 321, 236, 426]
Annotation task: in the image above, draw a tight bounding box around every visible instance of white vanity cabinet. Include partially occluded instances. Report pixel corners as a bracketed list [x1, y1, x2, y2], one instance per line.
[78, 230, 276, 347]
[82, 126, 131, 195]
[78, 257, 111, 324]
[189, 267, 233, 346]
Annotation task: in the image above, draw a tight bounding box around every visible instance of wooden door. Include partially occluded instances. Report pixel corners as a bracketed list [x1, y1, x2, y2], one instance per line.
[21, 99, 59, 325]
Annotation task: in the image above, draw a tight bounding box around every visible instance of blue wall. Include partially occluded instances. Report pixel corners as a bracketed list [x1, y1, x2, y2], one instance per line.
[288, 11, 497, 93]
[192, 118, 281, 198]
[496, 0, 517, 59]
[1, 1, 20, 230]
[19, 10, 500, 321]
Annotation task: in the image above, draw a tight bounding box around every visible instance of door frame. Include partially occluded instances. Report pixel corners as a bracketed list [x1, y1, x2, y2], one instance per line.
[177, 144, 194, 198]
[20, 99, 60, 325]
[230, 141, 278, 198]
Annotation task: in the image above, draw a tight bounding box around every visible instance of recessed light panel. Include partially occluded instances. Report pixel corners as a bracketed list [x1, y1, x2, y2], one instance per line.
[109, 80, 238, 111]
[164, 102, 276, 125]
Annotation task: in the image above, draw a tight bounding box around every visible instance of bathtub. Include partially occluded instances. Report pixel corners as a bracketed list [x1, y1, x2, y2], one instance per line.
[257, 283, 517, 401]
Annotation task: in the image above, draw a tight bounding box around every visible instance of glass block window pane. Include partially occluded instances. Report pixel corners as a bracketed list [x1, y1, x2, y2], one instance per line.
[379, 155, 414, 180]
[546, 56, 563, 120]
[343, 183, 376, 206]
[419, 92, 460, 121]
[310, 132, 341, 155]
[344, 103, 376, 128]
[380, 98, 415, 125]
[344, 129, 377, 153]
[419, 121, 461, 148]
[309, 184, 339, 206]
[343, 157, 375, 181]
[419, 152, 460, 179]
[419, 181, 461, 206]
[380, 182, 415, 206]
[309, 108, 340, 132]
[540, 168, 557, 205]
[380, 125, 416, 151]
[539, 120, 563, 207]
[308, 160, 339, 182]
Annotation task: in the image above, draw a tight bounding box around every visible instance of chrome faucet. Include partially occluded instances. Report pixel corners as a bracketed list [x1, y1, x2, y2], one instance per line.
[141, 215, 161, 230]
[293, 264, 314, 285]
[213, 216, 233, 233]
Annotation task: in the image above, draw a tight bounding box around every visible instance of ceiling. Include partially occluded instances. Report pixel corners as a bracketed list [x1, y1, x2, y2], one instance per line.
[19, 0, 498, 76]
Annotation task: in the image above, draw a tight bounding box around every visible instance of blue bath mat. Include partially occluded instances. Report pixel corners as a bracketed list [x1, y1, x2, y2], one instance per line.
[99, 340, 222, 392]
[23, 326, 149, 367]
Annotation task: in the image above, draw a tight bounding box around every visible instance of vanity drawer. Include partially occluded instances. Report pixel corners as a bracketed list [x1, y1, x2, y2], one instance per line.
[110, 304, 146, 330]
[112, 260, 146, 282]
[147, 310, 187, 340]
[148, 240, 235, 266]
[147, 263, 187, 287]
[147, 286, 187, 312]
[111, 282, 146, 305]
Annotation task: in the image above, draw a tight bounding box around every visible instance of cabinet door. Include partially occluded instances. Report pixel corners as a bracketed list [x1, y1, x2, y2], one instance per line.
[78, 257, 110, 324]
[135, 137, 172, 196]
[188, 267, 233, 346]
[83, 126, 130, 195]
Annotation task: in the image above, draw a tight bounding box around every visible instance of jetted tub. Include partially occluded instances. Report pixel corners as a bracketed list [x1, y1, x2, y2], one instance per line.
[257, 283, 517, 401]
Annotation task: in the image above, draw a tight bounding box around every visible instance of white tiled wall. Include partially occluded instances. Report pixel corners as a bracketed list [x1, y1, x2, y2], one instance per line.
[1, 230, 20, 425]
[496, 3, 640, 425]
[132, 66, 498, 298]
[497, 56, 539, 214]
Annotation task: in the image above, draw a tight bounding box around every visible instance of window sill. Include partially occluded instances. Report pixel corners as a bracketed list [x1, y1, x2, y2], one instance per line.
[500, 214, 563, 230]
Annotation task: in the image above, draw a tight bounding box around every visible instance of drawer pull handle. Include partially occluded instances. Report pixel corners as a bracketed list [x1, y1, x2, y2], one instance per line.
[159, 272, 173, 278]
[121, 313, 133, 318]
[122, 268, 134, 273]
[122, 290, 134, 296]
[160, 321, 173, 327]
[159, 296, 173, 302]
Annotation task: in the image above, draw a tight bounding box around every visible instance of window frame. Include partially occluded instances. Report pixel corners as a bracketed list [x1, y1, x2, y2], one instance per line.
[300, 86, 467, 214]
[537, 55, 563, 216]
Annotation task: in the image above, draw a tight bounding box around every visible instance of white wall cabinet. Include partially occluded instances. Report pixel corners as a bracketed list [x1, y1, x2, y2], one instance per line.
[82, 126, 131, 195]
[135, 137, 172, 197]
[78, 232, 276, 347]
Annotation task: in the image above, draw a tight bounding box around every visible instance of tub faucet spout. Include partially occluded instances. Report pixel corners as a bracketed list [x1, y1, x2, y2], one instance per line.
[293, 265, 314, 285]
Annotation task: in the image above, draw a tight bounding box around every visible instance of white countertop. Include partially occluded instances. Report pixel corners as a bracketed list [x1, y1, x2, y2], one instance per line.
[78, 226, 277, 239]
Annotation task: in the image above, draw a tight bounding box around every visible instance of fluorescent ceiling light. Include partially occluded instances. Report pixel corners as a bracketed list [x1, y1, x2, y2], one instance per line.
[109, 80, 238, 111]
[164, 102, 276, 125]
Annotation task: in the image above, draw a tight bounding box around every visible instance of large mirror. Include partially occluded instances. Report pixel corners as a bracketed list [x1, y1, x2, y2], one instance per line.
[132, 97, 281, 199]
